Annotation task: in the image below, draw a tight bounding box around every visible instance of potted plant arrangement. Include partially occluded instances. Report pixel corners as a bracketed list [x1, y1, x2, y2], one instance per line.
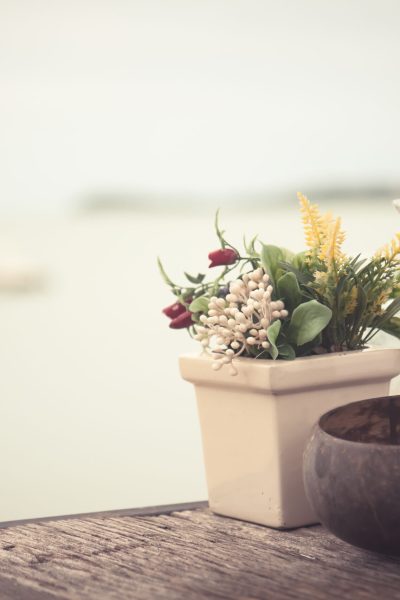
[159, 194, 400, 528]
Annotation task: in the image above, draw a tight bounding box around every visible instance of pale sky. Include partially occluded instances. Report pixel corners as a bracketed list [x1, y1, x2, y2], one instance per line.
[1, 0, 400, 214]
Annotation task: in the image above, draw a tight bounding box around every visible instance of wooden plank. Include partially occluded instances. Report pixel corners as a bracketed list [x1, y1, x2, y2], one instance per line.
[0, 508, 399, 600]
[0, 500, 208, 529]
[0, 575, 59, 600]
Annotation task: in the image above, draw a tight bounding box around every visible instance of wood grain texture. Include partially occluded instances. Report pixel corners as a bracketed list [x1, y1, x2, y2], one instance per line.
[0, 508, 399, 600]
[0, 501, 209, 529]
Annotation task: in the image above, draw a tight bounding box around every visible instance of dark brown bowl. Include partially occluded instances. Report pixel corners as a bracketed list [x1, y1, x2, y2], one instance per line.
[303, 395, 400, 555]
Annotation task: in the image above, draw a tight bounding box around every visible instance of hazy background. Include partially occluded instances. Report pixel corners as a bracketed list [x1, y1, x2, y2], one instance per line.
[0, 0, 400, 522]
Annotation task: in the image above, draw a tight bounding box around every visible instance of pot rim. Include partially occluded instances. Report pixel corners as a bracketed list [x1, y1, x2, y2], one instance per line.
[317, 394, 400, 449]
[180, 347, 400, 394]
[185, 346, 392, 365]
[215, 349, 365, 363]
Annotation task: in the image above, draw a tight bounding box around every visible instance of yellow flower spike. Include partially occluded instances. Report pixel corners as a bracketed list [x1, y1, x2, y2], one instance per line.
[318, 216, 346, 267]
[298, 193, 347, 270]
[297, 192, 323, 251]
[375, 232, 400, 263]
[313, 270, 329, 291]
[318, 212, 333, 255]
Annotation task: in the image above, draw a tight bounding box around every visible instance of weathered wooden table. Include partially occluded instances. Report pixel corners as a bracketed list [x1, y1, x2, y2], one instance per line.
[0, 501, 399, 600]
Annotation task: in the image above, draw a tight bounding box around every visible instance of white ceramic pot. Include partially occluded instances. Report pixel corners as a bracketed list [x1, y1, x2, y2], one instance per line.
[180, 348, 400, 529]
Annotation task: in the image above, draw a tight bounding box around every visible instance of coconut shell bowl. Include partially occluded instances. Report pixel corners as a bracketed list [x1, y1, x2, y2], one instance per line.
[303, 395, 400, 556]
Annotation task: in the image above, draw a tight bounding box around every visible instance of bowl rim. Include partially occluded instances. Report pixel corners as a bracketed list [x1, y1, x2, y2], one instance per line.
[317, 394, 400, 448]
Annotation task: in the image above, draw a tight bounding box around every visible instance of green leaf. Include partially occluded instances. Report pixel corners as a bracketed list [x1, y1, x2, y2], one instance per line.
[279, 261, 313, 284]
[261, 245, 293, 289]
[278, 343, 296, 360]
[277, 272, 302, 313]
[381, 316, 400, 339]
[291, 251, 309, 272]
[348, 254, 367, 274]
[243, 234, 259, 257]
[157, 257, 175, 287]
[349, 284, 367, 338]
[287, 300, 332, 346]
[267, 319, 281, 360]
[184, 272, 205, 285]
[189, 296, 209, 313]
[390, 285, 400, 299]
[214, 209, 226, 247]
[376, 297, 400, 326]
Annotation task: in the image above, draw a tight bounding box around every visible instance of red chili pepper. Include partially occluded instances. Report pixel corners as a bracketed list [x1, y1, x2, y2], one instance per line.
[169, 311, 194, 329]
[208, 248, 238, 268]
[162, 302, 187, 319]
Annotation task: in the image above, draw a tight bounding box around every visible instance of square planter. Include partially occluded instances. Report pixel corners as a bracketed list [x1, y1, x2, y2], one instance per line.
[180, 348, 400, 529]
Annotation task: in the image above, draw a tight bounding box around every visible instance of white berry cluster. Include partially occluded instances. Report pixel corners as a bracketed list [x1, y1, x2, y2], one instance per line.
[194, 268, 289, 375]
